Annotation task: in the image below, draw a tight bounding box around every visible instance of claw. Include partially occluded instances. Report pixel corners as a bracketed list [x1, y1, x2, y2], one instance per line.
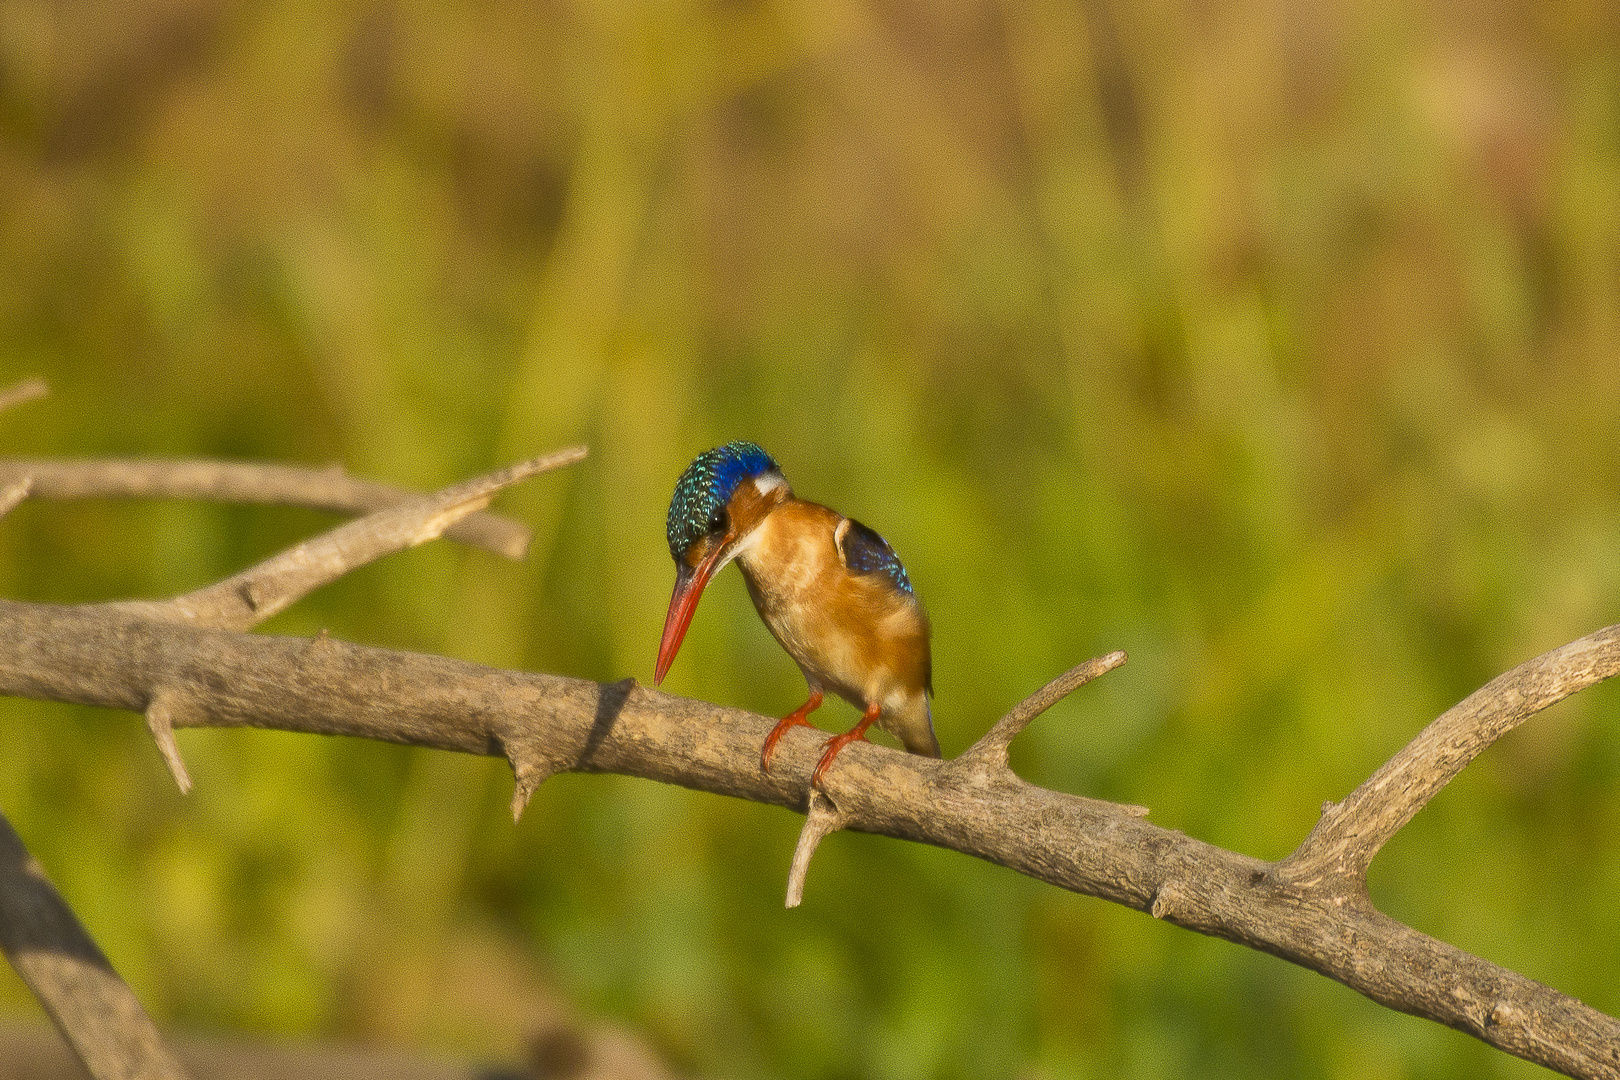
[810, 703, 881, 787]
[761, 690, 824, 772]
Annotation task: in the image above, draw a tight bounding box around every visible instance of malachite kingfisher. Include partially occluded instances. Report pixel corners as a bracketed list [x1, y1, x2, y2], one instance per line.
[656, 441, 940, 786]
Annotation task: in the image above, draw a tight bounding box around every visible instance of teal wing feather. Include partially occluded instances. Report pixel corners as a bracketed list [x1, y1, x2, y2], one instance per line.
[838, 518, 915, 597]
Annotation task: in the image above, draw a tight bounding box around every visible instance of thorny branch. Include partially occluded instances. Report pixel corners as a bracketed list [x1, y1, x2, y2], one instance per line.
[0, 382, 1617, 1079]
[1271, 626, 1620, 889]
[0, 458, 535, 560]
[0, 381, 585, 1079]
[0, 401, 190, 1080]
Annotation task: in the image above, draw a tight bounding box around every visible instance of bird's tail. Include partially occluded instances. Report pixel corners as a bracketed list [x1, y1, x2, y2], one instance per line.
[892, 694, 941, 758]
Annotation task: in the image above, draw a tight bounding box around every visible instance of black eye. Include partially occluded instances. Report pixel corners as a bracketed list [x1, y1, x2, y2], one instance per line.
[706, 506, 728, 534]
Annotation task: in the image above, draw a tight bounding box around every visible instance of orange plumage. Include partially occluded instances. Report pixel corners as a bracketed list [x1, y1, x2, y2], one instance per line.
[657, 443, 938, 785]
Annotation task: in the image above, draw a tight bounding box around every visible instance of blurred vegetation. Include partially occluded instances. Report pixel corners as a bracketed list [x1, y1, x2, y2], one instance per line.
[1, 0, 1619, 1076]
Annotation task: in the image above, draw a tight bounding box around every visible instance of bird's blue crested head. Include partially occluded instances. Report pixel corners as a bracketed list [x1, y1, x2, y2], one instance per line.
[666, 441, 780, 561]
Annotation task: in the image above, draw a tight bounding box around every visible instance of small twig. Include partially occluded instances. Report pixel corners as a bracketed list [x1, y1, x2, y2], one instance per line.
[0, 813, 191, 1080]
[117, 447, 586, 632]
[785, 792, 850, 908]
[0, 420, 1614, 1075]
[0, 458, 539, 560]
[0, 378, 48, 414]
[787, 652, 1131, 905]
[954, 651, 1128, 772]
[144, 691, 193, 795]
[507, 678, 636, 822]
[0, 603, 1617, 1076]
[510, 761, 560, 823]
[1273, 623, 1620, 888]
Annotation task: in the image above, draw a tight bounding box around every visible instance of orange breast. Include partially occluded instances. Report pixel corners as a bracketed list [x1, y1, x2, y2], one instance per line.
[735, 500, 930, 710]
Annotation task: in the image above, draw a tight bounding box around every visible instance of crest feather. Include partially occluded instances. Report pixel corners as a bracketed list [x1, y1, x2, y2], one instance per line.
[666, 441, 780, 559]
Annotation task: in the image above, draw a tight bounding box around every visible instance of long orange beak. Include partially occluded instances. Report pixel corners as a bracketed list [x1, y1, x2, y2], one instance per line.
[655, 537, 732, 685]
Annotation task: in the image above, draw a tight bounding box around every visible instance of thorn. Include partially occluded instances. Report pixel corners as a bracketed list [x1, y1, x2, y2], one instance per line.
[302, 627, 336, 658]
[144, 693, 193, 794]
[511, 777, 535, 823]
[510, 760, 556, 823]
[785, 791, 849, 908]
[310, 627, 332, 645]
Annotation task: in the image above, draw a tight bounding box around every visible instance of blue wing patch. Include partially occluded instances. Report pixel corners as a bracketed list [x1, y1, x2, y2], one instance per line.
[839, 518, 915, 597]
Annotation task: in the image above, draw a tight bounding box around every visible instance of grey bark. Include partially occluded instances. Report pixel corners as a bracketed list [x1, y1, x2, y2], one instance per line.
[0, 599, 1614, 1078]
[0, 389, 1610, 1078]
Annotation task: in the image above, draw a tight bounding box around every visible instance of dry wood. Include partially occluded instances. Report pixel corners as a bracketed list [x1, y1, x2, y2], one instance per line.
[0, 400, 1613, 1077]
[0, 386, 588, 1080]
[114, 448, 586, 634]
[1271, 624, 1620, 889]
[784, 793, 849, 908]
[0, 815, 190, 1080]
[108, 448, 585, 793]
[0, 458, 538, 560]
[0, 600, 1615, 1077]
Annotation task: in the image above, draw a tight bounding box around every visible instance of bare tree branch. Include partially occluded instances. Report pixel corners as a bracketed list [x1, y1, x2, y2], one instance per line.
[0, 376, 541, 559]
[1, 444, 1617, 1077]
[115, 447, 587, 633]
[105, 448, 585, 791]
[1272, 624, 1620, 890]
[0, 596, 1615, 1077]
[781, 652, 1140, 906]
[0, 398, 181, 1080]
[785, 793, 848, 908]
[0, 440, 589, 1078]
[0, 458, 541, 560]
[143, 690, 194, 795]
[0, 814, 190, 1080]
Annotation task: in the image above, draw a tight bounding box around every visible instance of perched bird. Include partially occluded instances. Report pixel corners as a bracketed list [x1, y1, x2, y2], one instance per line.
[655, 441, 939, 785]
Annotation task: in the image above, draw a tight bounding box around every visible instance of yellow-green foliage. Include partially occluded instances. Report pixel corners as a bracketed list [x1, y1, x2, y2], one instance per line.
[1, 1, 1619, 1076]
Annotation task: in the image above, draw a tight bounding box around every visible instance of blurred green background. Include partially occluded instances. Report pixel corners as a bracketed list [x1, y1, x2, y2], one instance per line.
[2, 0, 1619, 1076]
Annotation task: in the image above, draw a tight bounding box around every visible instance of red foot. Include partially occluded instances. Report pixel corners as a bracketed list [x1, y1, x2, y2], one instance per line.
[761, 690, 824, 772]
[811, 703, 882, 787]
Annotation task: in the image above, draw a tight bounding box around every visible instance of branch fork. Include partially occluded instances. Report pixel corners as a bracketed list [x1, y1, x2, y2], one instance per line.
[4, 376, 1620, 1078]
[784, 650, 1132, 906]
[1269, 622, 1620, 894]
[0, 378, 593, 1080]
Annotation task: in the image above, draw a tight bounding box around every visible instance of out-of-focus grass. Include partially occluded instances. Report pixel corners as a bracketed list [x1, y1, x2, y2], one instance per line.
[1, 0, 1619, 1076]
